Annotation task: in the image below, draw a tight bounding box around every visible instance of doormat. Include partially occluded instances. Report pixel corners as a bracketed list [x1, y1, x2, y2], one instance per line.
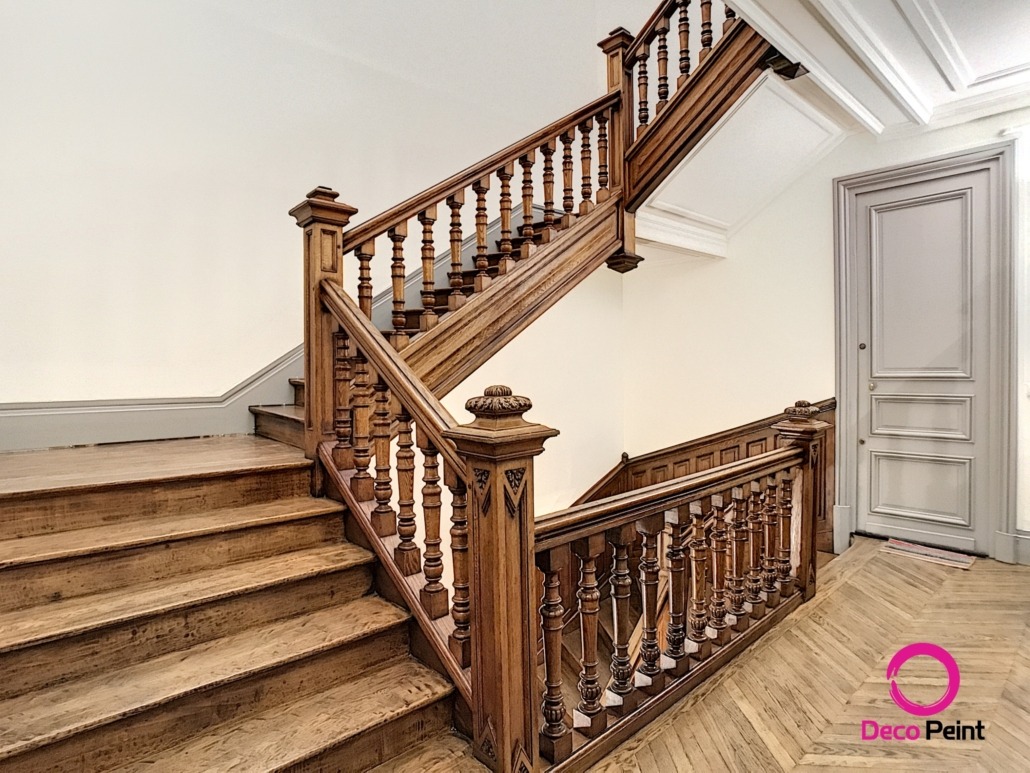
[880, 538, 975, 569]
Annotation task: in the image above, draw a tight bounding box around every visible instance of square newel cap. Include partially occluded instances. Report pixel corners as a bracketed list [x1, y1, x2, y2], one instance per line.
[442, 385, 559, 460]
[289, 186, 359, 228]
[772, 400, 831, 439]
[599, 27, 634, 54]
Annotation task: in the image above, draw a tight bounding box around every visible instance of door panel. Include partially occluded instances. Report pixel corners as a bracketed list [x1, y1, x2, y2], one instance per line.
[853, 167, 993, 553]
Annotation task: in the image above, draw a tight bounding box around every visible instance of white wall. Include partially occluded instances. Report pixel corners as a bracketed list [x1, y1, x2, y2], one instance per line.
[0, 0, 644, 404]
[442, 269, 625, 517]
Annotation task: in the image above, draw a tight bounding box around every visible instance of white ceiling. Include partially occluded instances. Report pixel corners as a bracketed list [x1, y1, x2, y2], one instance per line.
[637, 0, 1030, 259]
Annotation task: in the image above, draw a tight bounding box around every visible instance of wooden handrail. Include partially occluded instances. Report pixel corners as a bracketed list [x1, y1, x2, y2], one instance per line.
[626, 0, 679, 61]
[340, 90, 621, 253]
[535, 445, 803, 550]
[319, 279, 467, 481]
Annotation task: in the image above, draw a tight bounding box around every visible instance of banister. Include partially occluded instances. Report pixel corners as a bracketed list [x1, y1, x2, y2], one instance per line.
[625, 0, 679, 61]
[535, 445, 803, 550]
[340, 90, 621, 253]
[319, 278, 467, 481]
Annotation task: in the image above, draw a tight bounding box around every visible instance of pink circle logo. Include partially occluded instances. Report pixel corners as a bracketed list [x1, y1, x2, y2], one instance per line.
[886, 642, 960, 716]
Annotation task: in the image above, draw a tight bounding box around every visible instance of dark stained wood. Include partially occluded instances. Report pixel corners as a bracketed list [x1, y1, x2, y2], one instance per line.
[676, 0, 691, 85]
[705, 495, 730, 645]
[356, 240, 375, 318]
[745, 481, 766, 619]
[761, 475, 781, 608]
[447, 472, 471, 667]
[626, 21, 776, 209]
[370, 378, 397, 537]
[389, 222, 410, 350]
[418, 207, 439, 332]
[419, 438, 448, 620]
[496, 163, 515, 274]
[776, 469, 795, 595]
[446, 192, 466, 311]
[699, 0, 713, 59]
[655, 17, 671, 113]
[560, 130, 576, 228]
[472, 177, 492, 293]
[686, 500, 711, 660]
[393, 410, 420, 576]
[518, 152, 536, 257]
[349, 354, 375, 503]
[331, 330, 354, 469]
[537, 548, 573, 764]
[572, 535, 607, 738]
[634, 513, 665, 694]
[727, 486, 749, 632]
[603, 524, 639, 718]
[578, 119, 594, 215]
[663, 507, 689, 676]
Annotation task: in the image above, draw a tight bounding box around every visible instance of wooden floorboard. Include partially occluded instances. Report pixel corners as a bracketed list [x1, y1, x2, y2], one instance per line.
[0, 435, 307, 496]
[595, 537, 1030, 771]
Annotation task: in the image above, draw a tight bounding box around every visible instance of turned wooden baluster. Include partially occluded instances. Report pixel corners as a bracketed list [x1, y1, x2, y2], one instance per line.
[746, 481, 767, 619]
[355, 240, 374, 318]
[388, 223, 409, 350]
[331, 330, 353, 470]
[578, 119, 593, 216]
[687, 500, 712, 660]
[420, 437, 448, 618]
[349, 354, 374, 502]
[446, 191, 466, 312]
[677, 0, 692, 86]
[472, 177, 491, 293]
[636, 45, 650, 130]
[762, 475, 781, 607]
[728, 487, 749, 633]
[418, 206, 438, 331]
[778, 470, 795, 595]
[636, 513, 667, 694]
[604, 524, 640, 716]
[700, 0, 713, 61]
[540, 139, 557, 240]
[518, 151, 536, 258]
[596, 114, 610, 203]
[724, 4, 737, 32]
[560, 130, 576, 228]
[393, 409, 420, 575]
[537, 547, 572, 763]
[707, 494, 730, 645]
[665, 506, 691, 677]
[656, 17, 671, 113]
[573, 535, 607, 737]
[447, 472, 471, 667]
[497, 162, 515, 275]
[370, 378, 396, 537]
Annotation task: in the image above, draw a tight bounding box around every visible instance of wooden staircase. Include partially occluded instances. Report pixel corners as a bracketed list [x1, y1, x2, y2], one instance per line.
[0, 437, 463, 771]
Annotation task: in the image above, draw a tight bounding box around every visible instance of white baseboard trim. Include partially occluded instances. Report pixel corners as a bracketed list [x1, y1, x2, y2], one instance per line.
[0, 346, 303, 452]
[993, 531, 1030, 565]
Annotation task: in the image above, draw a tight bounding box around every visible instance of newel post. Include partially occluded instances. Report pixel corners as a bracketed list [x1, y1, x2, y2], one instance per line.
[289, 187, 358, 460]
[442, 386, 558, 772]
[773, 401, 831, 601]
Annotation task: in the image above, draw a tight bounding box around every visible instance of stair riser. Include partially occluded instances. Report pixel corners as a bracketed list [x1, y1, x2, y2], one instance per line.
[280, 697, 453, 773]
[0, 566, 373, 701]
[0, 515, 343, 612]
[2, 630, 411, 773]
[0, 468, 313, 540]
[291, 381, 306, 408]
[254, 412, 304, 449]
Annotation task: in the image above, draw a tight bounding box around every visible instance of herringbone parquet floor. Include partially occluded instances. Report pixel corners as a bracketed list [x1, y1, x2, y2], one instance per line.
[594, 537, 1030, 772]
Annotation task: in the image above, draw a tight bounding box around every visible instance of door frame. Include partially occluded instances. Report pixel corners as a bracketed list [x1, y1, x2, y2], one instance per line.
[833, 141, 1016, 559]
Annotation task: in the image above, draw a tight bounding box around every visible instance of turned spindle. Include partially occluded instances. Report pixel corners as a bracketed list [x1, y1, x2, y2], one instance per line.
[700, 0, 713, 60]
[349, 354, 374, 502]
[687, 500, 712, 660]
[728, 487, 749, 633]
[418, 206, 438, 331]
[540, 139, 558, 238]
[393, 410, 420, 575]
[420, 437, 448, 619]
[497, 162, 515, 274]
[537, 548, 573, 763]
[762, 475, 781, 607]
[448, 474, 471, 667]
[355, 240, 374, 319]
[636, 46, 650, 130]
[370, 378, 396, 537]
[724, 4, 737, 32]
[519, 151, 536, 257]
[707, 494, 730, 645]
[636, 513, 667, 694]
[472, 177, 491, 293]
[578, 119, 594, 216]
[665, 506, 691, 677]
[560, 130, 576, 228]
[778, 470, 795, 595]
[596, 114, 610, 202]
[446, 191, 465, 312]
[656, 17, 670, 113]
[388, 223, 409, 350]
[604, 524, 640, 716]
[572, 535, 607, 738]
[677, 0, 692, 86]
[746, 481, 767, 619]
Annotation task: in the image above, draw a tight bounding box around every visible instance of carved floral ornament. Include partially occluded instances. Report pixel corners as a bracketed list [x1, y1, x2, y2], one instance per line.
[784, 399, 820, 421]
[464, 385, 533, 418]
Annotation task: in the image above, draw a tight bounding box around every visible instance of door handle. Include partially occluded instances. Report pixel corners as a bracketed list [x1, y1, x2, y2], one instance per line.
[869, 382, 877, 391]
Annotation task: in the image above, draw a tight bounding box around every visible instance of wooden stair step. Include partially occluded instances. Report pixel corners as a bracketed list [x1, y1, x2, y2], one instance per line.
[0, 436, 313, 538]
[111, 658, 454, 773]
[250, 403, 304, 449]
[0, 496, 346, 612]
[0, 597, 411, 772]
[368, 731, 486, 772]
[288, 377, 305, 407]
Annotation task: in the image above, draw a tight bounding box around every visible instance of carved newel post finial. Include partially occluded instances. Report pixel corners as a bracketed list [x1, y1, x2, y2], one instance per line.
[443, 386, 558, 772]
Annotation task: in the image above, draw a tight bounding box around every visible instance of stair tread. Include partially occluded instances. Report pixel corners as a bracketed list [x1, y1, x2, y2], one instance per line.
[112, 658, 453, 773]
[0, 436, 309, 499]
[249, 404, 304, 421]
[368, 731, 485, 772]
[0, 542, 373, 654]
[0, 596, 409, 761]
[0, 496, 344, 569]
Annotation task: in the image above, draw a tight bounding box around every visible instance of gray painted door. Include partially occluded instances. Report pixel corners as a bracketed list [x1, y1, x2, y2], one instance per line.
[852, 164, 996, 553]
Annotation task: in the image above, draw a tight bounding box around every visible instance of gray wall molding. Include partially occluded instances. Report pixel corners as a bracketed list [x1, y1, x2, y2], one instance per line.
[0, 346, 303, 452]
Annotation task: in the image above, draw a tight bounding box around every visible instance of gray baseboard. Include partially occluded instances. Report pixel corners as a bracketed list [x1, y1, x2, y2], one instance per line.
[0, 346, 302, 452]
